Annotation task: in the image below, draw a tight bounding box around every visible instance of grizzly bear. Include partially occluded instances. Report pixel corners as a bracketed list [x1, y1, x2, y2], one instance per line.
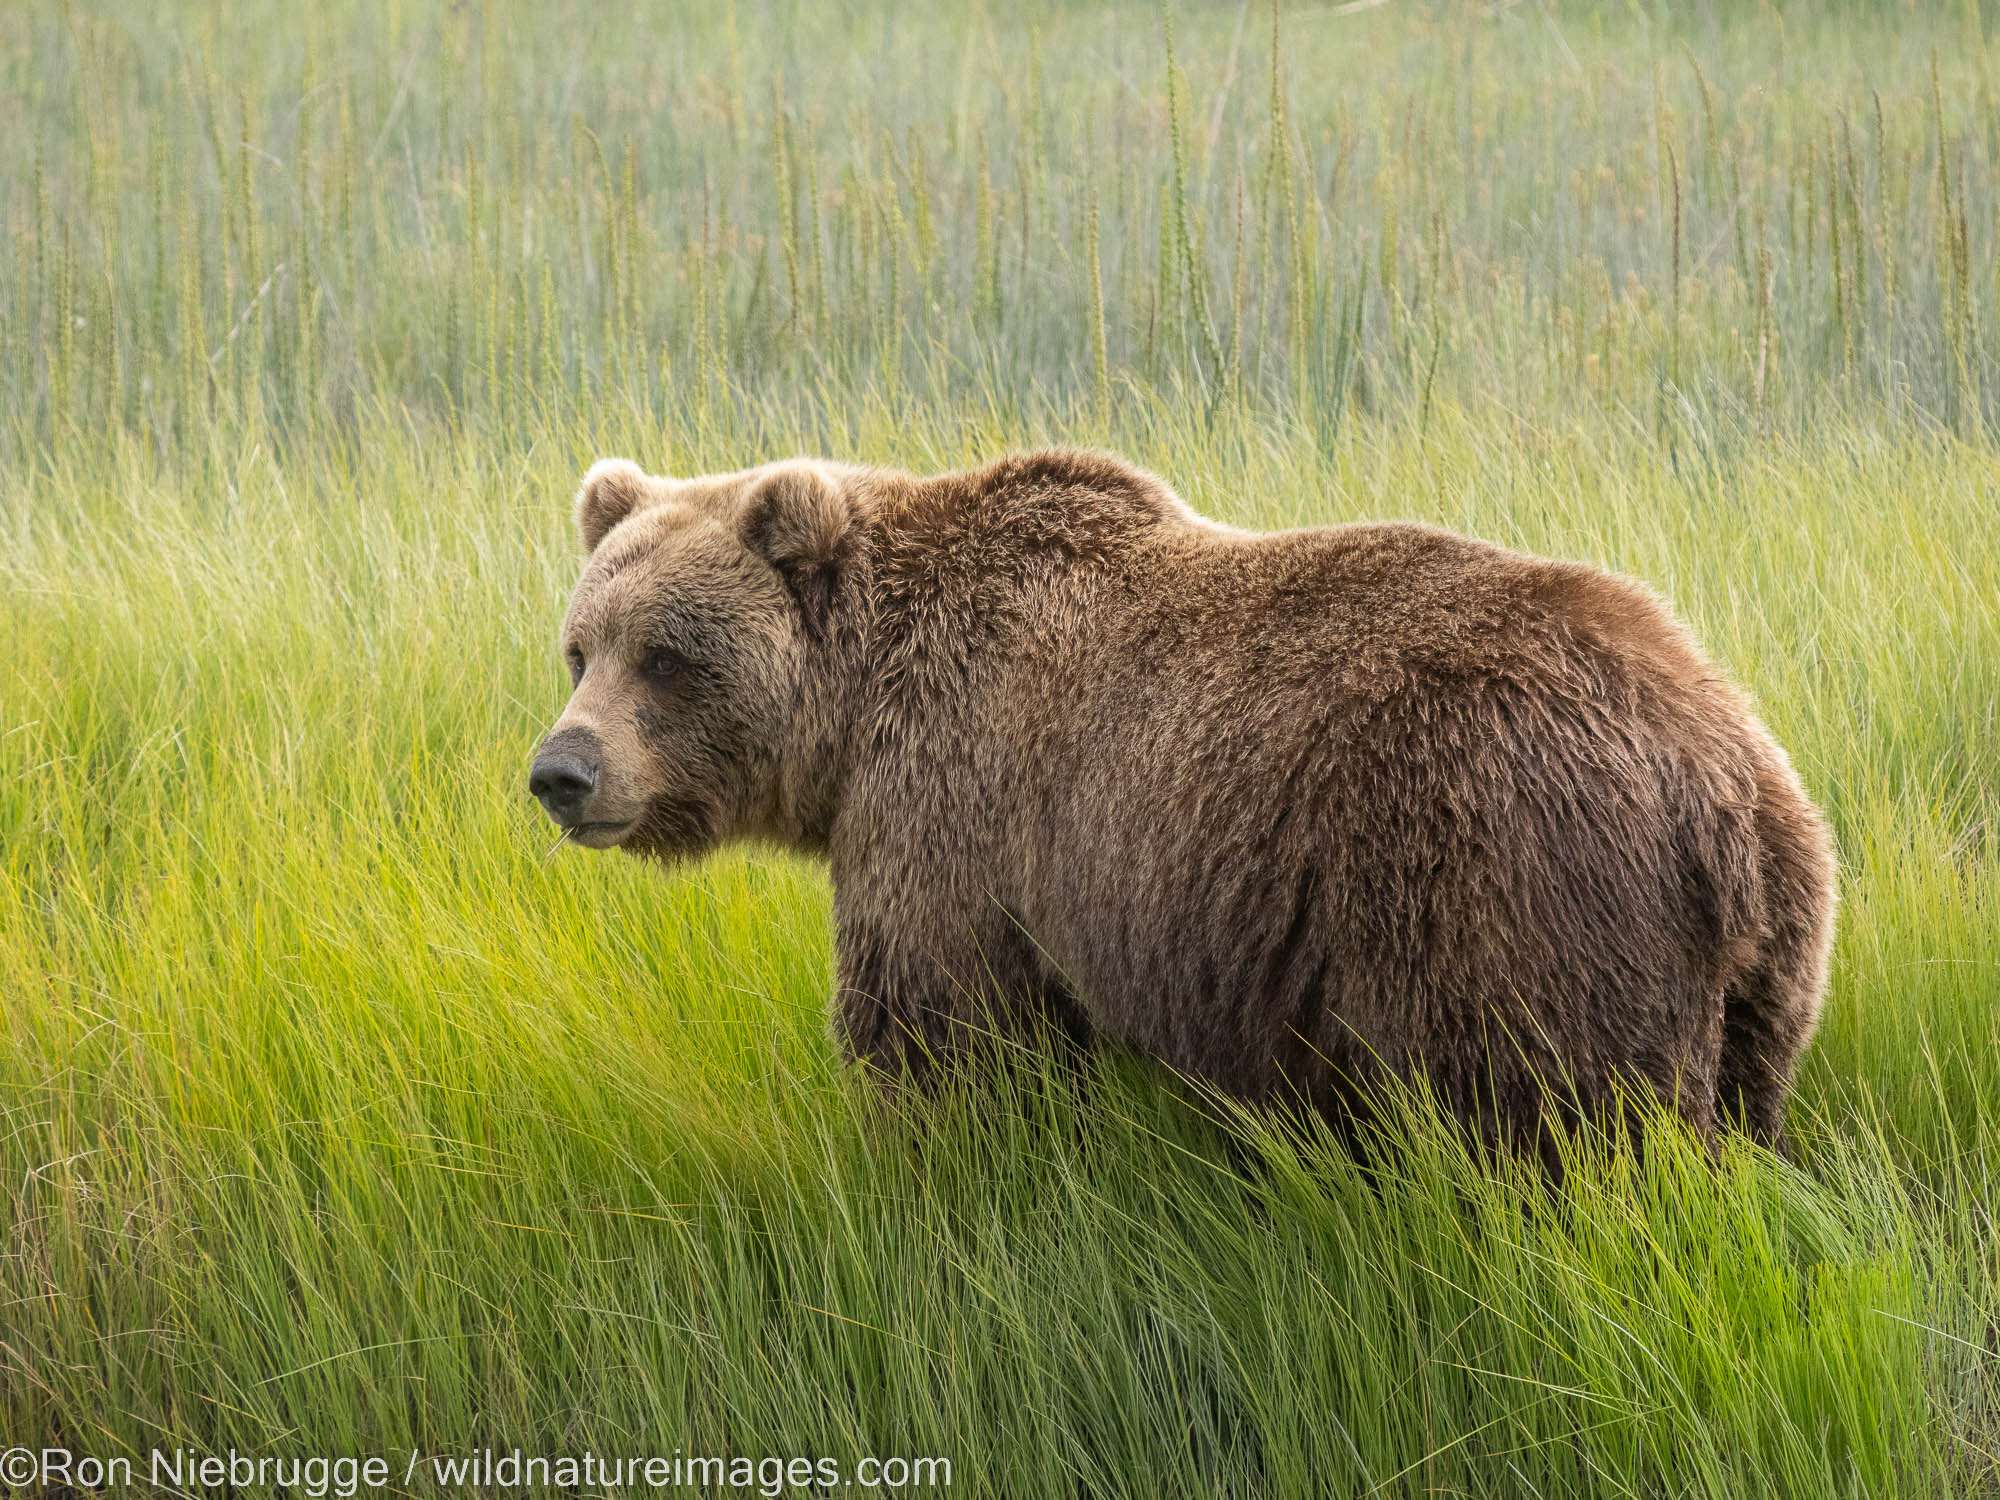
[530, 448, 1836, 1154]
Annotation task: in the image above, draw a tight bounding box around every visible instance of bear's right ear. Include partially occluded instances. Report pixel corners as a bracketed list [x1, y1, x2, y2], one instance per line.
[574, 458, 653, 553]
[739, 466, 856, 640]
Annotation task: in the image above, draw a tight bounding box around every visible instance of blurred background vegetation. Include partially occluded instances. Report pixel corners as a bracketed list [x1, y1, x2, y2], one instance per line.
[8, 0, 2000, 453]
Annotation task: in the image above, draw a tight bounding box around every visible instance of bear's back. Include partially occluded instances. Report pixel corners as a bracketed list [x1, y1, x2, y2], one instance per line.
[1051, 512, 1724, 736]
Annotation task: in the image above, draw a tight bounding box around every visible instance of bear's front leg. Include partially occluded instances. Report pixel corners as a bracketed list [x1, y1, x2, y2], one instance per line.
[830, 903, 1091, 1095]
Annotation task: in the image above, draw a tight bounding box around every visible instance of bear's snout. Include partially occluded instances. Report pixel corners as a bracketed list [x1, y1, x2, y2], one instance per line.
[529, 728, 603, 829]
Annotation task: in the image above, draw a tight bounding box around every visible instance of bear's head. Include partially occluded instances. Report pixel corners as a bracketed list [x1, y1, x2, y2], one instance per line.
[528, 456, 859, 859]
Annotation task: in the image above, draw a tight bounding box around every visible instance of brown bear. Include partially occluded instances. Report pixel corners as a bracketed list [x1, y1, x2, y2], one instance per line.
[530, 448, 1836, 1155]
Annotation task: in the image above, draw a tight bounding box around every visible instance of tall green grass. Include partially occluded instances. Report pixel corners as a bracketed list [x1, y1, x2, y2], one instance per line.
[9, 0, 2000, 451]
[4, 2, 2000, 1496]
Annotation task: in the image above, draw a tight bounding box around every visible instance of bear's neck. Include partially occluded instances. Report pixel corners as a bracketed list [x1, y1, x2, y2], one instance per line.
[761, 500, 889, 855]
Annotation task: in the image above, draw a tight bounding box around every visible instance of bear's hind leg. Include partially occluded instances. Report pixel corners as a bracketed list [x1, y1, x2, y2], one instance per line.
[1716, 781, 1836, 1151]
[1716, 958, 1821, 1151]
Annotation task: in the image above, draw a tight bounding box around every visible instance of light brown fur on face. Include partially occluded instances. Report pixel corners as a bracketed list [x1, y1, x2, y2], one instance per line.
[535, 459, 845, 856]
[531, 448, 1837, 1157]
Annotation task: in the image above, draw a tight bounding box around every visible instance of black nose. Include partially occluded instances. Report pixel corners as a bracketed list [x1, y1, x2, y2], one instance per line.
[528, 753, 598, 824]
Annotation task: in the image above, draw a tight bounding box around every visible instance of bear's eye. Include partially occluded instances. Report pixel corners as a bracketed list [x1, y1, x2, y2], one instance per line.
[640, 648, 684, 684]
[565, 646, 585, 685]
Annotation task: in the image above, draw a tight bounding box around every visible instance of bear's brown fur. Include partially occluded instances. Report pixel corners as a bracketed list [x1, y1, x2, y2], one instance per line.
[531, 449, 1836, 1154]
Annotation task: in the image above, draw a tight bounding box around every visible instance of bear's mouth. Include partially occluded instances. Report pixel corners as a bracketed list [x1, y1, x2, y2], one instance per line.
[564, 819, 636, 849]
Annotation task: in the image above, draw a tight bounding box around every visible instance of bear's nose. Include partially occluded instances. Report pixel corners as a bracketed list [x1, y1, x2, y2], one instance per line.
[528, 753, 598, 825]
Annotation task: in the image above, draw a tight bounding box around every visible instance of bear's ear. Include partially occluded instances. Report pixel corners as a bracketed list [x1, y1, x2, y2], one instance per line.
[739, 465, 856, 639]
[574, 458, 654, 553]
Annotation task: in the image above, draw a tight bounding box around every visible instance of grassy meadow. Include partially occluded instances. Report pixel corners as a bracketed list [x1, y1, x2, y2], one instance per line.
[4, 1, 2000, 1494]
